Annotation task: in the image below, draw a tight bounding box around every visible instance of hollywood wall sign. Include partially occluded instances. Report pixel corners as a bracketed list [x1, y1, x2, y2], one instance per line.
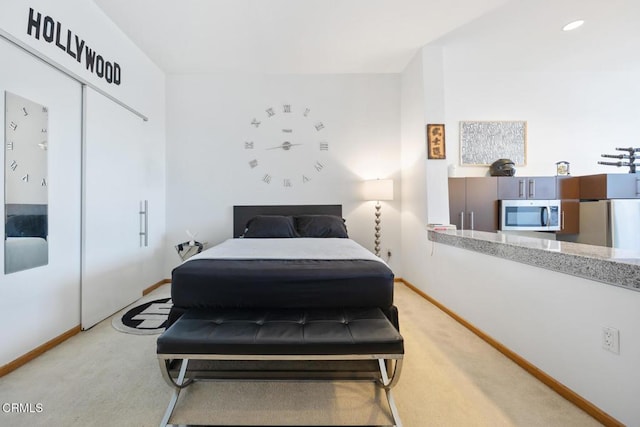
[26, 7, 122, 85]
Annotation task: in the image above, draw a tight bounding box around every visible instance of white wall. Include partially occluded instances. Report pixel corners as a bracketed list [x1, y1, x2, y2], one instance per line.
[165, 73, 401, 274]
[0, 1, 167, 276]
[400, 50, 428, 284]
[438, 0, 640, 178]
[399, 4, 640, 424]
[443, 69, 640, 177]
[421, 47, 449, 224]
[0, 0, 166, 366]
[400, 46, 452, 294]
[427, 242, 640, 425]
[0, 0, 164, 118]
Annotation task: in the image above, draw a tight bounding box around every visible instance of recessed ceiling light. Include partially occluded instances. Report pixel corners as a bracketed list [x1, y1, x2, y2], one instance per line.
[562, 20, 585, 31]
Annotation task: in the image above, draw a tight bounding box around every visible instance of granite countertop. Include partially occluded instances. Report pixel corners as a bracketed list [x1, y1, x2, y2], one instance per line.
[427, 229, 640, 292]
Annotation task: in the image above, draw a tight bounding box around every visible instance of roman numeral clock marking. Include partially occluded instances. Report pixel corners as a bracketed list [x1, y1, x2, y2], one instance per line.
[245, 103, 329, 187]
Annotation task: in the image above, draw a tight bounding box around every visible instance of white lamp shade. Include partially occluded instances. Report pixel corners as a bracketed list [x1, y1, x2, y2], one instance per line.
[362, 179, 394, 201]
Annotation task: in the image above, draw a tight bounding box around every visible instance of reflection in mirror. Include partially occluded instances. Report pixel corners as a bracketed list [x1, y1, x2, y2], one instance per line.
[4, 92, 48, 274]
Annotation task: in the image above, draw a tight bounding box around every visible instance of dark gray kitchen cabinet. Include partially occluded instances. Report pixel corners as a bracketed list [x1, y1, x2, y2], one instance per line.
[557, 176, 580, 234]
[448, 177, 498, 231]
[579, 173, 640, 199]
[497, 176, 557, 200]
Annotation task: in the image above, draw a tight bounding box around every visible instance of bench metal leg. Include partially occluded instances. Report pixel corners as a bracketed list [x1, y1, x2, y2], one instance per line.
[378, 358, 403, 427]
[159, 358, 194, 389]
[157, 356, 404, 427]
[159, 358, 189, 427]
[377, 358, 403, 390]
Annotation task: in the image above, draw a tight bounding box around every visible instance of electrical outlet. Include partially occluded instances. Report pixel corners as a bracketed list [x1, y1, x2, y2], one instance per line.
[602, 327, 620, 354]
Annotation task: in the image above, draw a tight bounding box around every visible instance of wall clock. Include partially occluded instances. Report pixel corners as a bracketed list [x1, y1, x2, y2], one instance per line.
[5, 92, 49, 196]
[244, 104, 329, 187]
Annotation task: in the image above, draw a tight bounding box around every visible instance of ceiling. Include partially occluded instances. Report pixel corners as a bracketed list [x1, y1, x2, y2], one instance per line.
[93, 0, 640, 75]
[433, 0, 640, 72]
[92, 0, 508, 74]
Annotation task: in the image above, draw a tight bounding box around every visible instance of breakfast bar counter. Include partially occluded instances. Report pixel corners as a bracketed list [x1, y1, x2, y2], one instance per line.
[428, 229, 640, 292]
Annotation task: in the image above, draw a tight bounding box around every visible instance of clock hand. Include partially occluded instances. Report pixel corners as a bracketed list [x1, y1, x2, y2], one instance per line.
[266, 141, 303, 151]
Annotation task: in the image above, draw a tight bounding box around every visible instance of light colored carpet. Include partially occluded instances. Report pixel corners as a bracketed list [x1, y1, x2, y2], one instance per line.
[0, 283, 601, 426]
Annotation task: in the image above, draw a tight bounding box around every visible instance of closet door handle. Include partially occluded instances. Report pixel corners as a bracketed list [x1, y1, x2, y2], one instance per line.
[139, 200, 148, 247]
[459, 211, 465, 230]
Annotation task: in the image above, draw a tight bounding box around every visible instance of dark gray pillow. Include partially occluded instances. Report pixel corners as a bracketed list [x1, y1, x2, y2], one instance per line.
[243, 215, 298, 238]
[295, 215, 348, 238]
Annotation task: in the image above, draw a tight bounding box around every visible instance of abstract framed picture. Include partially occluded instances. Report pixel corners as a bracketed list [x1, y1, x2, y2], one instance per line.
[426, 124, 446, 159]
[459, 121, 527, 165]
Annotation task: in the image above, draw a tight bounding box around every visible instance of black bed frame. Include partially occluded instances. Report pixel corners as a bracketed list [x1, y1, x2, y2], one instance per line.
[232, 204, 342, 238]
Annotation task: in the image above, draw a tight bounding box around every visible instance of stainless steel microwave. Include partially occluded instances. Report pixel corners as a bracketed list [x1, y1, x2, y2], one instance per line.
[500, 199, 561, 231]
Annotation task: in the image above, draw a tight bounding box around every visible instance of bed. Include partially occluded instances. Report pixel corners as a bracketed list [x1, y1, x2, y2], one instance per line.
[168, 205, 397, 329]
[160, 205, 403, 425]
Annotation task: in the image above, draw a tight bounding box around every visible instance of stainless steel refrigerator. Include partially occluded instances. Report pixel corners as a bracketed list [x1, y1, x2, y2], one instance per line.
[577, 200, 640, 251]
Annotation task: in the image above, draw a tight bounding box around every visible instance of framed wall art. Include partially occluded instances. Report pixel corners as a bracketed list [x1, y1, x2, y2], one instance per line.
[426, 124, 446, 159]
[459, 121, 527, 165]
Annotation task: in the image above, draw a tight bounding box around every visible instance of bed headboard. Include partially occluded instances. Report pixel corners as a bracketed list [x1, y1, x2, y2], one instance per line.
[233, 205, 342, 238]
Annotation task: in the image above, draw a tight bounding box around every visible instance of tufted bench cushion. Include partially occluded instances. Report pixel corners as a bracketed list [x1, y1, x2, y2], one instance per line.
[157, 307, 403, 356]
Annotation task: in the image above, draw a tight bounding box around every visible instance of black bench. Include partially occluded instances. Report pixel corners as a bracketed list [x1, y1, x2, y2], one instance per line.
[157, 307, 404, 427]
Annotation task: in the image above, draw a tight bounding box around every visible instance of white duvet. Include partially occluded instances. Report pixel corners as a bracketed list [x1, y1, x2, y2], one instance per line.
[187, 238, 384, 264]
